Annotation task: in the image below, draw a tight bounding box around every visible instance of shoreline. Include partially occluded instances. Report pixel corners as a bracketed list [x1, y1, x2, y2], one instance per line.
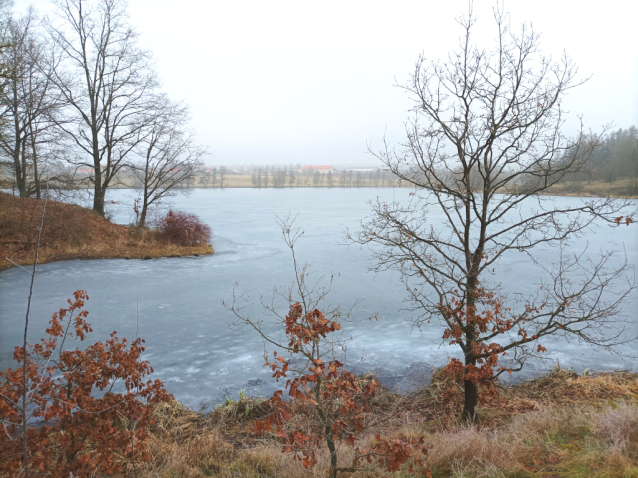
[143, 368, 637, 477]
[0, 244, 214, 273]
[104, 182, 638, 199]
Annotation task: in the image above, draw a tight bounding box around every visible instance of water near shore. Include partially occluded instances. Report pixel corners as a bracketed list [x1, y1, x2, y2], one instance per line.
[1, 188, 636, 411]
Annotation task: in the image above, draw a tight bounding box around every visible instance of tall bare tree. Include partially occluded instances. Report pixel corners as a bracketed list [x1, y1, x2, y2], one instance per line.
[130, 95, 205, 227]
[0, 9, 61, 198]
[219, 165, 226, 187]
[47, 0, 157, 216]
[352, 6, 635, 421]
[0, 0, 12, 111]
[210, 166, 217, 187]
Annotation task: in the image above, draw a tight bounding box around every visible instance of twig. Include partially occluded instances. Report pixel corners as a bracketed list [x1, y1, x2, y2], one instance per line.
[4, 258, 34, 276]
[20, 181, 48, 478]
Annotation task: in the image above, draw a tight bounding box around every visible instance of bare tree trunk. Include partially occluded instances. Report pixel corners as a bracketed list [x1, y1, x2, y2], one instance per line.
[139, 195, 148, 228]
[29, 132, 41, 199]
[12, 105, 27, 197]
[19, 187, 47, 478]
[93, 176, 105, 217]
[462, 377, 478, 422]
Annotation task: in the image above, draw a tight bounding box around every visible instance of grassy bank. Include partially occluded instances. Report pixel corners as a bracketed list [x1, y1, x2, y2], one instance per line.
[0, 192, 213, 272]
[138, 369, 637, 478]
[540, 179, 638, 199]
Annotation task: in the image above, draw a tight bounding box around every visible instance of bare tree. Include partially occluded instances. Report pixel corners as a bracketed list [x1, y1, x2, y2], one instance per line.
[219, 165, 226, 187]
[0, 9, 62, 198]
[288, 164, 296, 187]
[352, 6, 635, 421]
[0, 11, 34, 198]
[0, 2, 12, 121]
[272, 166, 287, 187]
[198, 166, 211, 187]
[46, 0, 157, 216]
[251, 166, 260, 187]
[130, 95, 205, 227]
[210, 166, 217, 187]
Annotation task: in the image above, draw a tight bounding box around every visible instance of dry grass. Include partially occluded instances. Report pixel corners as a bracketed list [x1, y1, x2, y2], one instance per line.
[129, 371, 638, 478]
[542, 179, 638, 198]
[0, 192, 213, 271]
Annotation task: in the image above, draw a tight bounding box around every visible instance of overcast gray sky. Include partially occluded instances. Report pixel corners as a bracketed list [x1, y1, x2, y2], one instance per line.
[21, 0, 638, 166]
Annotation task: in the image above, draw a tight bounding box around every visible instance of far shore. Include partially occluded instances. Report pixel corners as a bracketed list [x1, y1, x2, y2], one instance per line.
[105, 176, 638, 199]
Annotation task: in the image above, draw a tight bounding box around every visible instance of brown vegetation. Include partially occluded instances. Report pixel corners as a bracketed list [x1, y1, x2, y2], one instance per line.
[0, 192, 213, 272]
[154, 210, 212, 247]
[0, 291, 171, 477]
[1, 280, 635, 477]
[225, 220, 428, 477]
[137, 369, 637, 478]
[540, 179, 638, 199]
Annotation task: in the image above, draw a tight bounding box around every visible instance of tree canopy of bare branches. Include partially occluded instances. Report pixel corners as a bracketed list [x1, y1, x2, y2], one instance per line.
[46, 0, 157, 216]
[0, 9, 65, 199]
[351, 6, 636, 421]
[130, 95, 206, 227]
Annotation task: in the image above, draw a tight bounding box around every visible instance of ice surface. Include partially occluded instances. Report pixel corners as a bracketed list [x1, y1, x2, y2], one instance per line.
[1, 188, 636, 412]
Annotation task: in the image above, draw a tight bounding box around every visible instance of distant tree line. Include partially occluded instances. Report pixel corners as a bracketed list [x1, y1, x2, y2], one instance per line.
[0, 0, 206, 222]
[196, 164, 403, 188]
[558, 127, 638, 187]
[397, 126, 638, 196]
[175, 128, 638, 191]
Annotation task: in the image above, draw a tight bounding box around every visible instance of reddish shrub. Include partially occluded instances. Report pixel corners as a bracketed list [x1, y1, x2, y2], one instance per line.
[0, 291, 171, 477]
[155, 209, 211, 246]
[250, 303, 428, 477]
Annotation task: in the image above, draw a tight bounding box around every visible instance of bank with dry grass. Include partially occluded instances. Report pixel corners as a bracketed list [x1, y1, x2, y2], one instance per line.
[137, 369, 637, 478]
[538, 179, 638, 199]
[0, 192, 213, 272]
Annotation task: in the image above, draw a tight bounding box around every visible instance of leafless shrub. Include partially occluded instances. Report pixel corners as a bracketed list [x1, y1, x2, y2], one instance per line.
[153, 209, 211, 246]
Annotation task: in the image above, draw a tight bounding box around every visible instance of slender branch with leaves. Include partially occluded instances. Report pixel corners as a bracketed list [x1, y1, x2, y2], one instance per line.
[225, 217, 428, 478]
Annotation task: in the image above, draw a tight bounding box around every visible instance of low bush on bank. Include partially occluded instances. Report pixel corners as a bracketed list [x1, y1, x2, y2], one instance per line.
[0, 291, 171, 477]
[154, 210, 211, 246]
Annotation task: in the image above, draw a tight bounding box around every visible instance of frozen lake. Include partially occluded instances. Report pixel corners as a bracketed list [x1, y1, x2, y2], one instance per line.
[1, 188, 636, 411]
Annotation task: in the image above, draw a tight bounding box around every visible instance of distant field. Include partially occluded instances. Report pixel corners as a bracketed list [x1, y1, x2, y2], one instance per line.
[209, 174, 406, 188]
[542, 179, 638, 198]
[112, 175, 638, 198]
[6, 173, 633, 197]
[114, 173, 407, 189]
